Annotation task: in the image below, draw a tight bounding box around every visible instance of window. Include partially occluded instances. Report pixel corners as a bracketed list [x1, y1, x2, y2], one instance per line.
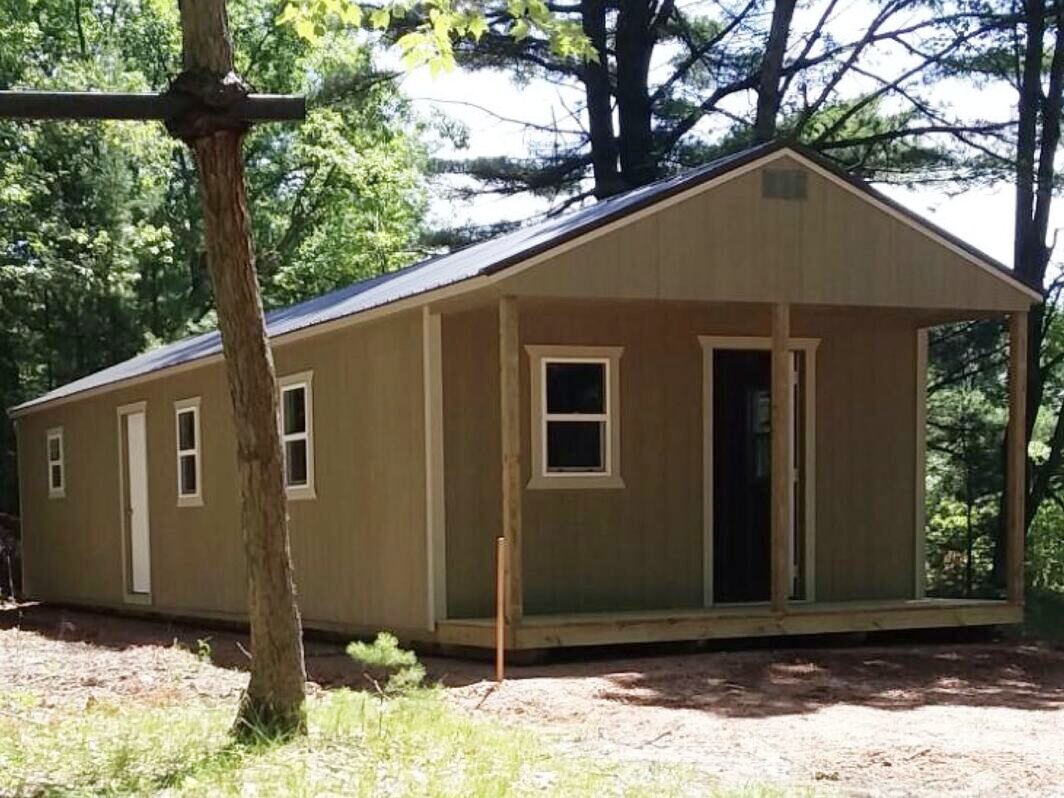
[526, 346, 624, 489]
[279, 371, 315, 499]
[174, 398, 202, 506]
[46, 427, 64, 498]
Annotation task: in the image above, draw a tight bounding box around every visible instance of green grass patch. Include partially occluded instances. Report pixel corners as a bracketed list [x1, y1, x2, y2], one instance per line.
[1026, 589, 1064, 643]
[0, 687, 790, 797]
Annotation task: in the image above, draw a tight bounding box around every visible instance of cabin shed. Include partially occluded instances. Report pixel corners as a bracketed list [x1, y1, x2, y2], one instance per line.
[10, 142, 1039, 651]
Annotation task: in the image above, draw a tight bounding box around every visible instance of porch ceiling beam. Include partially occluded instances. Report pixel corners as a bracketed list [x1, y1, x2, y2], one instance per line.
[499, 295, 524, 624]
[771, 303, 792, 614]
[1006, 311, 1028, 606]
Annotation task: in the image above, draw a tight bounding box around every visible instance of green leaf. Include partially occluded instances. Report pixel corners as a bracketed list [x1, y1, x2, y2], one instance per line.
[294, 16, 318, 41]
[370, 7, 391, 29]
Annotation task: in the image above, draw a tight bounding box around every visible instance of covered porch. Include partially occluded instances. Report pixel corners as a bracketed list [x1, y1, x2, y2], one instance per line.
[430, 295, 1029, 651]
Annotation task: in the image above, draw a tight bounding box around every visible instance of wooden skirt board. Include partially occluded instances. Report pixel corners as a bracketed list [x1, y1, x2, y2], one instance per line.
[435, 599, 1022, 649]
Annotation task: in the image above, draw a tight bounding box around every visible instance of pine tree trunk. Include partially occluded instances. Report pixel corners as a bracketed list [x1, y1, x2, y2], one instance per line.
[753, 0, 798, 144]
[175, 0, 306, 736]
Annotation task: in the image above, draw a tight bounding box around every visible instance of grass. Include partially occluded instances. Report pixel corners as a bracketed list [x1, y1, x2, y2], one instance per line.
[0, 686, 791, 797]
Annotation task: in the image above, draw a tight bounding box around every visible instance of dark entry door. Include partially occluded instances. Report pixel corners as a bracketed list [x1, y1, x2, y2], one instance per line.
[713, 349, 771, 603]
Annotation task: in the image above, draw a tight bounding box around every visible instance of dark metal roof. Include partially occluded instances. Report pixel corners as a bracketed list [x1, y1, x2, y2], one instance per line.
[11, 141, 1037, 414]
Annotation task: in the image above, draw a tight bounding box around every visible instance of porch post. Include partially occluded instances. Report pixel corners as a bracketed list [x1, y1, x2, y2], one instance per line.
[499, 295, 524, 624]
[771, 302, 792, 613]
[1006, 311, 1028, 606]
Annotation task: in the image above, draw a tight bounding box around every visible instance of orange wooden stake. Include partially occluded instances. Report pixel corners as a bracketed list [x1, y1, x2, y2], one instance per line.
[495, 535, 506, 682]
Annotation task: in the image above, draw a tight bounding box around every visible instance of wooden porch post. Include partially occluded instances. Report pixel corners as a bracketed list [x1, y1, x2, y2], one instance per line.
[1006, 311, 1028, 606]
[771, 303, 792, 613]
[499, 296, 524, 624]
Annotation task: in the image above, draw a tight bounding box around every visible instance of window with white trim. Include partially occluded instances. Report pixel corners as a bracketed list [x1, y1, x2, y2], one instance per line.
[279, 372, 315, 499]
[526, 346, 624, 489]
[175, 398, 202, 506]
[545, 359, 609, 472]
[46, 427, 65, 498]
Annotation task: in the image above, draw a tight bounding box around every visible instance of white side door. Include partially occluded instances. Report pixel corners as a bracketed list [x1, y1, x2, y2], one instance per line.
[126, 410, 152, 594]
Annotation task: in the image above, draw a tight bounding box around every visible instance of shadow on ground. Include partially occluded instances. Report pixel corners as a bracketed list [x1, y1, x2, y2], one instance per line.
[3, 602, 1062, 718]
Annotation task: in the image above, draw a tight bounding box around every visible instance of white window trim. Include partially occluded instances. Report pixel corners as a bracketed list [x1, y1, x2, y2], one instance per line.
[279, 370, 316, 501]
[46, 427, 65, 499]
[174, 397, 203, 508]
[525, 345, 624, 490]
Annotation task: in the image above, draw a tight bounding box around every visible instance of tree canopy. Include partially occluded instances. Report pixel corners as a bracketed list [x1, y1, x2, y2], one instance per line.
[0, 0, 434, 511]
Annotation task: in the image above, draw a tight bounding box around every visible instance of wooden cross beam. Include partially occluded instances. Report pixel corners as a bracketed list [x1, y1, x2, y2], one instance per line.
[0, 90, 304, 124]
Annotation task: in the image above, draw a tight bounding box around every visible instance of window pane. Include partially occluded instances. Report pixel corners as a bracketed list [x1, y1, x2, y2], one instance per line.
[177, 410, 196, 451]
[50, 464, 63, 489]
[546, 362, 605, 414]
[283, 387, 306, 436]
[546, 420, 605, 471]
[286, 439, 308, 486]
[48, 437, 60, 462]
[179, 454, 197, 495]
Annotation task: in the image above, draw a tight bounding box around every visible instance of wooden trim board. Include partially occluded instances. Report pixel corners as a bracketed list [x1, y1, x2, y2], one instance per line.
[1006, 312, 1028, 606]
[423, 307, 447, 627]
[915, 329, 928, 598]
[437, 599, 1022, 649]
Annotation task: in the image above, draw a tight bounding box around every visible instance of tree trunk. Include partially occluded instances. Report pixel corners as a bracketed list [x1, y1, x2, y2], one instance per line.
[615, 0, 658, 188]
[754, 0, 798, 143]
[992, 5, 1063, 589]
[580, 0, 623, 198]
[176, 0, 306, 736]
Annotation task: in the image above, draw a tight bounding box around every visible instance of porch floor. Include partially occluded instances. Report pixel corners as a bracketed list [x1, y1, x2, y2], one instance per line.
[436, 598, 1022, 650]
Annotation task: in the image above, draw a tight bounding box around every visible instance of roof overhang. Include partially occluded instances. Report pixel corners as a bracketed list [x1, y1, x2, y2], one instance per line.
[9, 143, 1040, 418]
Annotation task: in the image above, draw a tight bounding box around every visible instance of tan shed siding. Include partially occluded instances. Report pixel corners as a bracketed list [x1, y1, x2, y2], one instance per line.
[442, 299, 919, 615]
[441, 306, 501, 618]
[276, 310, 428, 631]
[19, 395, 127, 605]
[17, 310, 428, 634]
[811, 315, 917, 600]
[500, 156, 1028, 312]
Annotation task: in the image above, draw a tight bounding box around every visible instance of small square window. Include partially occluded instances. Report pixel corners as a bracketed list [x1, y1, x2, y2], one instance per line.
[285, 439, 308, 486]
[546, 420, 605, 471]
[546, 362, 605, 414]
[283, 387, 306, 436]
[527, 347, 624, 489]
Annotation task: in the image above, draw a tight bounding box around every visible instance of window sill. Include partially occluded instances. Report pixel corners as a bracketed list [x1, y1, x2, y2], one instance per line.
[177, 495, 204, 508]
[123, 591, 152, 606]
[48, 491, 65, 500]
[527, 473, 625, 491]
[286, 486, 317, 502]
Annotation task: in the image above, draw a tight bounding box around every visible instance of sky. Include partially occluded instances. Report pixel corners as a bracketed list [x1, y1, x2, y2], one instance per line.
[380, 5, 1063, 272]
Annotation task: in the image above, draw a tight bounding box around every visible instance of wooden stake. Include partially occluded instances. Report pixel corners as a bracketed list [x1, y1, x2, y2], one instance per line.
[1006, 311, 1028, 606]
[771, 303, 792, 614]
[495, 536, 506, 682]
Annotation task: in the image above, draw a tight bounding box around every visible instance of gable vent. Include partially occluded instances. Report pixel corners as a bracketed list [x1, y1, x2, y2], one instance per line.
[762, 169, 807, 200]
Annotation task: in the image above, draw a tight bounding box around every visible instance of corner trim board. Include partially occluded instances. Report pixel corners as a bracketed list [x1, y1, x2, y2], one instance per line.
[915, 328, 928, 598]
[422, 307, 447, 628]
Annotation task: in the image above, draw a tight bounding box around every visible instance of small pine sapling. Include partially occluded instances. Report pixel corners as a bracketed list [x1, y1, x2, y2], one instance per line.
[346, 632, 426, 695]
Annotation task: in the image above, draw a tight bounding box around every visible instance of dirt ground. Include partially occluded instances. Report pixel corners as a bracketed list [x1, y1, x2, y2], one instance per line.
[2, 603, 1062, 797]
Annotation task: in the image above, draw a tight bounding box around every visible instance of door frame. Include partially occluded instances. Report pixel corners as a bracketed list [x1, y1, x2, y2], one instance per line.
[117, 401, 152, 605]
[699, 335, 819, 607]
